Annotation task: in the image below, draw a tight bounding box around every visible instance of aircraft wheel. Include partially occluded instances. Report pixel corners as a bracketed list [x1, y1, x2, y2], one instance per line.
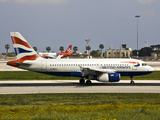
[86, 80, 92, 85]
[130, 76, 134, 84]
[79, 78, 85, 84]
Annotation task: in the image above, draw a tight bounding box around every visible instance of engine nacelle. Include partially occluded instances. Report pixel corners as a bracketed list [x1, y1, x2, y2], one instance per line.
[97, 73, 120, 82]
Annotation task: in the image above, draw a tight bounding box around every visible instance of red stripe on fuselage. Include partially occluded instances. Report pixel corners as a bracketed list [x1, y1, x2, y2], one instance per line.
[11, 36, 32, 48]
[121, 61, 139, 64]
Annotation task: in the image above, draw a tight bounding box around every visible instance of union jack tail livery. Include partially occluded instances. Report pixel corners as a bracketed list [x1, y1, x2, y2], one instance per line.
[10, 32, 39, 60]
[7, 32, 39, 67]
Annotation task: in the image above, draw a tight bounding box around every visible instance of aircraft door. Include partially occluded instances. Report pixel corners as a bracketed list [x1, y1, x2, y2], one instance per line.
[41, 60, 47, 70]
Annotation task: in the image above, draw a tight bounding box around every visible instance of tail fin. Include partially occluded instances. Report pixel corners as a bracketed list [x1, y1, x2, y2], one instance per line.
[65, 45, 72, 53]
[10, 32, 39, 60]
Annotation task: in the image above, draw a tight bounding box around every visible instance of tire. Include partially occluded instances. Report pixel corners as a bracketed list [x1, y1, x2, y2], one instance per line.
[79, 79, 85, 84]
[86, 80, 91, 85]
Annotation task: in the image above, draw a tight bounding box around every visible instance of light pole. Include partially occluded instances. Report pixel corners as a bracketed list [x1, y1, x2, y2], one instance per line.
[85, 38, 90, 56]
[135, 15, 140, 58]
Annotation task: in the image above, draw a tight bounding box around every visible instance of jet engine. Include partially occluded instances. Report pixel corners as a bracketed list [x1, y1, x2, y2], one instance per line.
[97, 73, 120, 82]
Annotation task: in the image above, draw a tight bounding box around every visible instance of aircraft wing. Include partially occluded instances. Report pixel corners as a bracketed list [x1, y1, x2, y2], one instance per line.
[79, 66, 116, 76]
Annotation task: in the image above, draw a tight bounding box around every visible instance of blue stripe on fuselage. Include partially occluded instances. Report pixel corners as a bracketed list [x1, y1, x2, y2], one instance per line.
[37, 71, 153, 77]
[134, 64, 140, 67]
[37, 72, 82, 77]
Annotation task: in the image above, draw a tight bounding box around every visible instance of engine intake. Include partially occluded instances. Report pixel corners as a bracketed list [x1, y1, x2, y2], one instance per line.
[98, 73, 120, 82]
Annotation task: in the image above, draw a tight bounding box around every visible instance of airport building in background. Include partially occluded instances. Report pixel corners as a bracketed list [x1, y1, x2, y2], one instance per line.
[104, 44, 132, 58]
[151, 52, 160, 59]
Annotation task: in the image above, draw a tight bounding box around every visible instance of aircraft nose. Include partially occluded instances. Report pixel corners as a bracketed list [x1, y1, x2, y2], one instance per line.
[149, 66, 154, 72]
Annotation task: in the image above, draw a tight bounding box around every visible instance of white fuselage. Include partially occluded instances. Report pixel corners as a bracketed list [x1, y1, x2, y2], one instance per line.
[20, 58, 153, 77]
[38, 53, 58, 59]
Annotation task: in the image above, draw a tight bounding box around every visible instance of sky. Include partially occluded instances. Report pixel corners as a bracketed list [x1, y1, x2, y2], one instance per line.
[0, 0, 160, 53]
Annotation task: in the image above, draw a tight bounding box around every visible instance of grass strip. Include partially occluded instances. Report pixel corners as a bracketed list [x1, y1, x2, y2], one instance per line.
[0, 93, 160, 120]
[0, 71, 159, 80]
[0, 71, 78, 80]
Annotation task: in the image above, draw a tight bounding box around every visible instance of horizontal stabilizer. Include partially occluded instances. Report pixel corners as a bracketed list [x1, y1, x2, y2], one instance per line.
[15, 62, 32, 65]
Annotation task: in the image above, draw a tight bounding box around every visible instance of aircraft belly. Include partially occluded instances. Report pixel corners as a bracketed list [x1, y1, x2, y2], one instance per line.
[38, 71, 82, 77]
[118, 71, 153, 76]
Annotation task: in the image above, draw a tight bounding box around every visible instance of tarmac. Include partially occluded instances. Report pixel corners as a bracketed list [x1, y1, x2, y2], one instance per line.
[0, 80, 160, 94]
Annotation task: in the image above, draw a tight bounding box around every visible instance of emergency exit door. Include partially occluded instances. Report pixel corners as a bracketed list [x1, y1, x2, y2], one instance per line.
[41, 60, 47, 70]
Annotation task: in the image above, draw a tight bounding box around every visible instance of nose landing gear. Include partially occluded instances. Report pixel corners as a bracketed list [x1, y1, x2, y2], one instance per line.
[130, 76, 134, 84]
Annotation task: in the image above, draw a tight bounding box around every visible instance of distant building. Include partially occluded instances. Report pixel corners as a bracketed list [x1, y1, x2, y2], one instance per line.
[104, 44, 132, 58]
[151, 53, 160, 59]
[150, 45, 160, 59]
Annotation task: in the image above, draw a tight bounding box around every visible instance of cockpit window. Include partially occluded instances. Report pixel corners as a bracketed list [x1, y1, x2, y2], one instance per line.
[142, 63, 147, 66]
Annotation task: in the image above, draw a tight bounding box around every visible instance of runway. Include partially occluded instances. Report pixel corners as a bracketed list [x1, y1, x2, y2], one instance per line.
[0, 80, 160, 94]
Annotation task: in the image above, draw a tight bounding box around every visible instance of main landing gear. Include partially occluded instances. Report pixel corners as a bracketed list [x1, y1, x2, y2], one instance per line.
[130, 76, 134, 84]
[79, 78, 92, 85]
[86, 80, 92, 85]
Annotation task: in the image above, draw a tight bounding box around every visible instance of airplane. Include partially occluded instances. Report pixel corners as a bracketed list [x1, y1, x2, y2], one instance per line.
[7, 32, 154, 85]
[39, 45, 72, 59]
